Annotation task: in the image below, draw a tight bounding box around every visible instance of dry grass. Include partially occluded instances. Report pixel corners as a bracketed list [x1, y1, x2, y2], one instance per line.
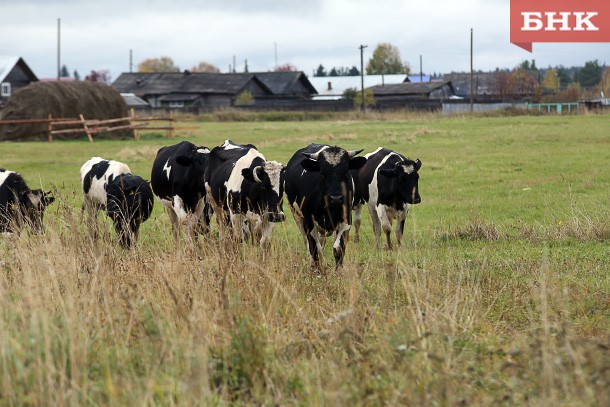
[1, 194, 608, 406]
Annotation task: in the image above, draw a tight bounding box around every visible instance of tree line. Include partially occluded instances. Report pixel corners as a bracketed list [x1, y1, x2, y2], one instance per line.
[492, 59, 609, 102]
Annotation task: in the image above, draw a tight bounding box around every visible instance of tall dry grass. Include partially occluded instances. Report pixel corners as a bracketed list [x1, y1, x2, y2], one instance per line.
[1, 191, 608, 405]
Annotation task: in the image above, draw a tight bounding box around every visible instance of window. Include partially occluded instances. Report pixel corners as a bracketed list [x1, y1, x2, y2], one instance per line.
[0, 83, 10, 97]
[169, 101, 184, 108]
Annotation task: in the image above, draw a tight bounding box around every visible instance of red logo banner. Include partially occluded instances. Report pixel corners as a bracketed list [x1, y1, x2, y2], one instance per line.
[510, 0, 610, 51]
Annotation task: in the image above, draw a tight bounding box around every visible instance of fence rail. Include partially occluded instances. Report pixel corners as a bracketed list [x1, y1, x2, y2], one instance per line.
[0, 109, 174, 142]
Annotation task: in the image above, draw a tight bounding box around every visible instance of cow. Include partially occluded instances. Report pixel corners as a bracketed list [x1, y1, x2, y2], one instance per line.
[352, 147, 421, 250]
[0, 169, 55, 234]
[150, 141, 211, 242]
[206, 140, 286, 249]
[285, 144, 367, 270]
[80, 157, 153, 247]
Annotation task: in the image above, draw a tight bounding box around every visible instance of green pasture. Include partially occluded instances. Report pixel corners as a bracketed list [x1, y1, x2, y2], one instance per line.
[0, 113, 608, 405]
[1, 114, 608, 237]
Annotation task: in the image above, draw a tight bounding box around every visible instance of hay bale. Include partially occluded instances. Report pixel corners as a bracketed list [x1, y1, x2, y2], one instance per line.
[0, 81, 133, 141]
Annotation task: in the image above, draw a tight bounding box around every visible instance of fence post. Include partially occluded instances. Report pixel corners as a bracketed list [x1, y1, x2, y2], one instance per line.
[168, 110, 174, 138]
[130, 108, 139, 140]
[47, 113, 53, 142]
[80, 114, 93, 142]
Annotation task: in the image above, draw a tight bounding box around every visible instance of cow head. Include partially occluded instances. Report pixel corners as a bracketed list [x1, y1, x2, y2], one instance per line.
[106, 175, 154, 248]
[379, 158, 422, 204]
[301, 146, 367, 208]
[18, 189, 55, 234]
[241, 161, 286, 222]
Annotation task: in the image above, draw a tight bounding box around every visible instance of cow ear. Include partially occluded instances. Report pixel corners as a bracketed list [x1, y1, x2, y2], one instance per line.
[348, 156, 367, 170]
[301, 159, 319, 172]
[175, 155, 193, 166]
[379, 168, 398, 178]
[414, 159, 422, 171]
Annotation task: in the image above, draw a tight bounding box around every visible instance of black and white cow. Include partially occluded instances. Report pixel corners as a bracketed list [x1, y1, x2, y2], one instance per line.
[352, 147, 421, 250]
[0, 169, 55, 234]
[81, 157, 153, 247]
[207, 140, 285, 249]
[285, 144, 366, 270]
[150, 141, 211, 241]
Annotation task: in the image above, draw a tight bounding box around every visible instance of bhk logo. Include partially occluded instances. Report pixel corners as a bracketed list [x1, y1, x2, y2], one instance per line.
[510, 0, 610, 51]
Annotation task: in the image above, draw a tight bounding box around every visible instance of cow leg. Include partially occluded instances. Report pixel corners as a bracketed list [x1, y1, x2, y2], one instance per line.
[333, 222, 351, 271]
[396, 205, 409, 248]
[259, 222, 274, 259]
[306, 219, 324, 271]
[290, 200, 308, 247]
[165, 206, 181, 242]
[376, 205, 393, 250]
[83, 200, 101, 241]
[367, 203, 382, 249]
[353, 203, 363, 242]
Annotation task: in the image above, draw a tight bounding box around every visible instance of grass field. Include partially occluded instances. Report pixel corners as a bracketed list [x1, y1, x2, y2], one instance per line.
[1, 113, 608, 405]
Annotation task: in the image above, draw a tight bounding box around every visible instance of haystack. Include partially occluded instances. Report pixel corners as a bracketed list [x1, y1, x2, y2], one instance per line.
[0, 81, 133, 141]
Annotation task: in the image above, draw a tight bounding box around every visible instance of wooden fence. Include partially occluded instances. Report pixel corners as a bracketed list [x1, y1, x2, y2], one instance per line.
[0, 109, 174, 142]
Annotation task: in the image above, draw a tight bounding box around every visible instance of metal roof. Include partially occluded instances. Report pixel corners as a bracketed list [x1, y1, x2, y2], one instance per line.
[309, 75, 408, 99]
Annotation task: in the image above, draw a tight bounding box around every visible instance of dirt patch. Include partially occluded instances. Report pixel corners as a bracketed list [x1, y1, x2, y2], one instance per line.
[0, 81, 132, 141]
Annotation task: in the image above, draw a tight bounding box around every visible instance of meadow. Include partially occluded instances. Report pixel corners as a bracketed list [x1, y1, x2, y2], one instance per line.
[0, 113, 608, 405]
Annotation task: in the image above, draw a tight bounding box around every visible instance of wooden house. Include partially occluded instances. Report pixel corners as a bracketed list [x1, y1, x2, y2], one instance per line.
[368, 81, 455, 100]
[0, 57, 38, 106]
[112, 71, 317, 109]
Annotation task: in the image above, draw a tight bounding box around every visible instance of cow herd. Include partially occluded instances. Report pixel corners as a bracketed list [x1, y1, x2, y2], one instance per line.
[0, 140, 422, 270]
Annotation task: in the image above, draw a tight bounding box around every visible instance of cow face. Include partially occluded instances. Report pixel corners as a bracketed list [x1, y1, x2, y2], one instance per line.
[18, 189, 55, 234]
[301, 147, 367, 208]
[242, 161, 286, 222]
[106, 175, 154, 248]
[379, 159, 422, 204]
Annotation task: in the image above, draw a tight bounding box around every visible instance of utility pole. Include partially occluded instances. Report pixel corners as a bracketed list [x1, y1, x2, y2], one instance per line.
[359, 44, 367, 112]
[57, 18, 61, 81]
[420, 54, 423, 82]
[274, 42, 278, 69]
[470, 28, 474, 112]
[129, 49, 133, 73]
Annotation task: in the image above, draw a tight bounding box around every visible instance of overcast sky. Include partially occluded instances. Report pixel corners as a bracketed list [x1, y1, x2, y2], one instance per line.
[1, 0, 609, 81]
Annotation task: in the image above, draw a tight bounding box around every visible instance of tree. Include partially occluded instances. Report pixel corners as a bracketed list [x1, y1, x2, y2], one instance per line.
[73, 70, 80, 81]
[601, 67, 610, 96]
[519, 59, 538, 72]
[138, 57, 180, 73]
[234, 90, 254, 106]
[353, 88, 376, 109]
[60, 65, 70, 78]
[315, 64, 327, 77]
[507, 68, 540, 100]
[556, 66, 572, 88]
[85, 70, 111, 84]
[542, 69, 560, 93]
[575, 60, 603, 88]
[274, 63, 298, 72]
[366, 43, 409, 76]
[190, 62, 220, 73]
[493, 69, 512, 100]
[329, 68, 339, 77]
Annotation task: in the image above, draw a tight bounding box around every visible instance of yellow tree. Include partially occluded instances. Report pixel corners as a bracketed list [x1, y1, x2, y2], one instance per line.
[190, 62, 220, 73]
[542, 69, 560, 93]
[138, 57, 180, 73]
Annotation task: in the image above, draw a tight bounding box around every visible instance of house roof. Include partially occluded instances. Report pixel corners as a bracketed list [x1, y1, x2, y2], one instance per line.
[368, 81, 455, 96]
[309, 74, 409, 99]
[0, 56, 38, 83]
[120, 93, 150, 107]
[253, 71, 318, 95]
[112, 72, 273, 96]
